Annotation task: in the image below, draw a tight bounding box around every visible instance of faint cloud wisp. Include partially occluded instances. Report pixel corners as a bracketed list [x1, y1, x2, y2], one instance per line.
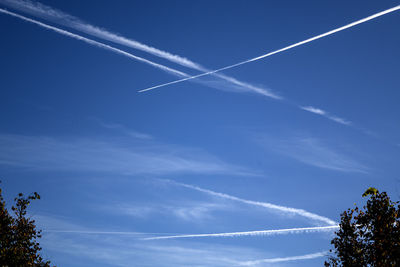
[260, 135, 369, 173]
[0, 133, 250, 176]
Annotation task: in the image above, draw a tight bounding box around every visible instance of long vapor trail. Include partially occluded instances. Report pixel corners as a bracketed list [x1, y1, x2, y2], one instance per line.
[0, 0, 202, 70]
[0, 0, 364, 123]
[0, 0, 279, 98]
[139, 5, 400, 92]
[143, 225, 339, 240]
[238, 251, 328, 266]
[0, 1, 372, 126]
[0, 8, 189, 78]
[43, 230, 167, 235]
[167, 180, 337, 226]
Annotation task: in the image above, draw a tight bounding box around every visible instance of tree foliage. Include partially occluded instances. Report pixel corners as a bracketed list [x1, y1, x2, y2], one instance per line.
[325, 187, 400, 266]
[0, 184, 51, 266]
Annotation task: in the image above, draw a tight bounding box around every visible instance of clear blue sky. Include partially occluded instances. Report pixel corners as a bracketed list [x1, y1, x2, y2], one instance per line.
[0, 0, 399, 266]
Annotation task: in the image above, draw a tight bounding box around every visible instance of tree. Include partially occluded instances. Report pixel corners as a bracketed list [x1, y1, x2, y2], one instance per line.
[0, 183, 52, 266]
[325, 187, 400, 266]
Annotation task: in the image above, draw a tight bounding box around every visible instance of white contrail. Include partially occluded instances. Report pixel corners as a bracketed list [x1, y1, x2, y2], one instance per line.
[143, 225, 339, 240]
[138, 5, 400, 92]
[168, 180, 337, 226]
[0, 7, 277, 97]
[0, 8, 189, 78]
[0, 0, 202, 70]
[301, 106, 351, 125]
[0, 0, 279, 98]
[0, 1, 369, 125]
[238, 251, 328, 266]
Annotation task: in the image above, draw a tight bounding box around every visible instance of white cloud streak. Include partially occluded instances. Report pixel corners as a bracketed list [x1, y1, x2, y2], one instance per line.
[105, 201, 229, 222]
[0, 8, 189, 78]
[138, 5, 400, 92]
[0, 0, 279, 98]
[238, 251, 328, 266]
[143, 225, 339, 240]
[167, 180, 337, 225]
[301, 106, 351, 125]
[301, 106, 326, 115]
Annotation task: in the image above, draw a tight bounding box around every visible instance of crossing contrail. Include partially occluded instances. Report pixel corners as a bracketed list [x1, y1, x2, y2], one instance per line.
[138, 5, 400, 92]
[143, 225, 339, 240]
[1, 2, 383, 127]
[0, 8, 189, 78]
[0, 0, 279, 98]
[0, 7, 276, 97]
[167, 180, 337, 226]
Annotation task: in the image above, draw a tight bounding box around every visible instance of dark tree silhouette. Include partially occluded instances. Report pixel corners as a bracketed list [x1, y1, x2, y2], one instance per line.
[325, 187, 400, 266]
[0, 184, 52, 266]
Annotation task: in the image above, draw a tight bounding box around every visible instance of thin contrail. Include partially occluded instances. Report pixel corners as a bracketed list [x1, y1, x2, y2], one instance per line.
[42, 230, 169, 235]
[0, 8, 189, 78]
[0, 2, 377, 127]
[0, 7, 277, 98]
[167, 180, 337, 226]
[300, 106, 351, 125]
[138, 5, 400, 92]
[237, 251, 328, 266]
[0, 0, 279, 98]
[0, 0, 202, 70]
[143, 225, 339, 240]
[0, 0, 362, 121]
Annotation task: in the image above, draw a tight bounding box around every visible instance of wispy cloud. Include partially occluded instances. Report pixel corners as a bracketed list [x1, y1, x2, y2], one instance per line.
[0, 0, 279, 98]
[0, 133, 248, 176]
[90, 117, 153, 139]
[138, 5, 400, 92]
[301, 106, 326, 115]
[99, 122, 153, 139]
[166, 180, 337, 225]
[143, 225, 339, 240]
[260, 135, 369, 173]
[238, 251, 328, 266]
[171, 203, 227, 222]
[300, 106, 351, 125]
[106, 201, 229, 222]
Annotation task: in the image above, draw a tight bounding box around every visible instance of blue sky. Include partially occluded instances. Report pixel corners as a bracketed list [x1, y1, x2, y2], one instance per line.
[0, 0, 399, 266]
